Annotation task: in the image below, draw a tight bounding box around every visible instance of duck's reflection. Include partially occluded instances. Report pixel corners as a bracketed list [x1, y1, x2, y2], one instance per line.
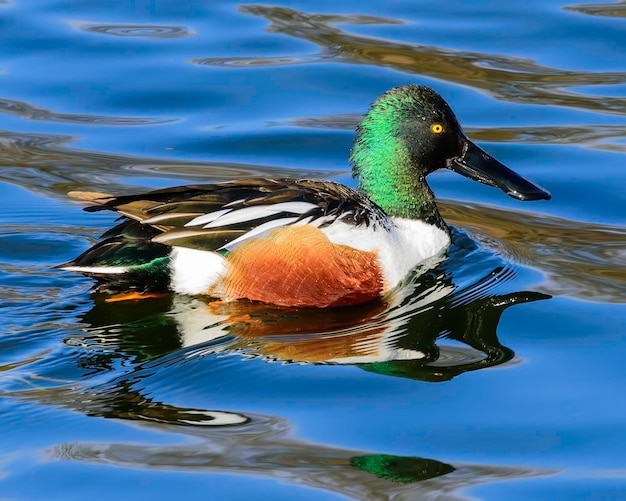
[7, 365, 554, 499]
[170, 275, 545, 384]
[47, 402, 554, 500]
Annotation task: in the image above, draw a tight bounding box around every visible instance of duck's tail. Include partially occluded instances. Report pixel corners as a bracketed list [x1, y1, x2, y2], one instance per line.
[56, 219, 171, 292]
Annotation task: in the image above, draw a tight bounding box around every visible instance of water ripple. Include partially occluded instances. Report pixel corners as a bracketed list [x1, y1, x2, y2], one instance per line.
[0, 96, 174, 126]
[213, 5, 626, 116]
[565, 1, 626, 18]
[45, 416, 554, 499]
[0, 130, 335, 198]
[466, 124, 626, 154]
[192, 54, 322, 67]
[69, 20, 195, 39]
[441, 201, 626, 303]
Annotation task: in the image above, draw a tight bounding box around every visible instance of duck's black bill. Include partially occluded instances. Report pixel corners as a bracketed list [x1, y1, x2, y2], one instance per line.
[448, 139, 551, 201]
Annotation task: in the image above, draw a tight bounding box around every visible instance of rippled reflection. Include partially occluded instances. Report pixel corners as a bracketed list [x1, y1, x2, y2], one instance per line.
[465, 124, 626, 154]
[2, 330, 552, 500]
[169, 280, 540, 382]
[69, 20, 195, 38]
[440, 201, 626, 303]
[0, 96, 174, 126]
[0, 130, 335, 196]
[565, 1, 626, 18]
[0, 368, 555, 499]
[44, 408, 554, 500]
[193, 5, 626, 115]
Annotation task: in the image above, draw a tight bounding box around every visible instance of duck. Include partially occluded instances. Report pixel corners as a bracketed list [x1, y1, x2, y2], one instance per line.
[59, 85, 550, 308]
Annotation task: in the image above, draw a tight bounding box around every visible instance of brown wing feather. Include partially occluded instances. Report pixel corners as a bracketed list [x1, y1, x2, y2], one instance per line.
[68, 191, 114, 204]
[69, 179, 390, 254]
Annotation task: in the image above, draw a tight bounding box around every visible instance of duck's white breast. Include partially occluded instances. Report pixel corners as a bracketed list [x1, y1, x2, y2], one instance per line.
[321, 218, 451, 290]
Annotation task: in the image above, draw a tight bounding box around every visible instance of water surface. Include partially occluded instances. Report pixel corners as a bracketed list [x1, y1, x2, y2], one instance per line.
[1, 1, 625, 499]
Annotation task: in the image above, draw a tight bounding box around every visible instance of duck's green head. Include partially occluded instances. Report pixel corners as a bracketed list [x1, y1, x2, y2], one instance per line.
[350, 85, 550, 221]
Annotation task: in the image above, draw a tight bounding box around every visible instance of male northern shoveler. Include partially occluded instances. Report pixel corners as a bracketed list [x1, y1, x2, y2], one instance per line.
[59, 85, 550, 307]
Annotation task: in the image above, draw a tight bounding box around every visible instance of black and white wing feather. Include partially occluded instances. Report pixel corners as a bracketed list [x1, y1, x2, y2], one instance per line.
[76, 178, 391, 253]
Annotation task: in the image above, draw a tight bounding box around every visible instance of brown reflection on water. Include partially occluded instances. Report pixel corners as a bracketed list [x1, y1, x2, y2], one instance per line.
[194, 5, 626, 115]
[564, 1, 626, 18]
[465, 124, 626, 154]
[3, 374, 555, 499]
[440, 201, 626, 303]
[178, 296, 393, 364]
[1, 356, 555, 499]
[0, 130, 335, 198]
[46, 407, 554, 500]
[0, 96, 175, 126]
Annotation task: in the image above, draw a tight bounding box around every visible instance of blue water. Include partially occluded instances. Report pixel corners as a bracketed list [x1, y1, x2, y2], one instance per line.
[1, 1, 625, 499]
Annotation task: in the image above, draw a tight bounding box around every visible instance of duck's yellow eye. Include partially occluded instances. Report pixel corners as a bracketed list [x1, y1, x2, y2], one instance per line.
[431, 123, 443, 134]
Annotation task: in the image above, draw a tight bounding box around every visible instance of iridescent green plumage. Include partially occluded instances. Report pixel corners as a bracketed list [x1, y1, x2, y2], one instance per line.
[350, 86, 463, 226]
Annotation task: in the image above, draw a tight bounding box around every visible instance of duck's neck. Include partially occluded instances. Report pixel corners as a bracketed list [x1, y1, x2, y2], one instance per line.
[351, 139, 446, 228]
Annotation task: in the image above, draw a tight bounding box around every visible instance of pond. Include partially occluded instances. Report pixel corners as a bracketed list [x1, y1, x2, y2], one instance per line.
[1, 1, 625, 499]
